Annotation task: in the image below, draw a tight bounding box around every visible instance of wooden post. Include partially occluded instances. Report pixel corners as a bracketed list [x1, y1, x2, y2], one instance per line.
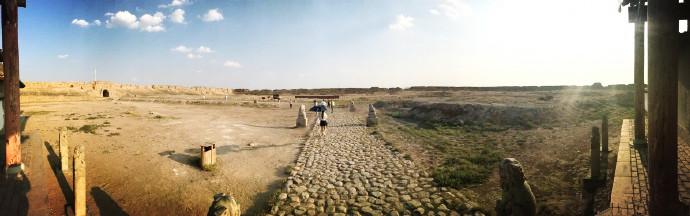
[647, 0, 681, 214]
[590, 127, 601, 180]
[73, 145, 86, 216]
[634, 10, 646, 143]
[1, 0, 20, 170]
[602, 115, 609, 152]
[59, 130, 68, 171]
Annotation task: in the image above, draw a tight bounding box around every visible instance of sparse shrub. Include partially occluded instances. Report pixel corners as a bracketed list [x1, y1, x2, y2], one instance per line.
[538, 95, 553, 101]
[107, 132, 120, 136]
[432, 143, 501, 188]
[78, 124, 100, 134]
[66, 126, 78, 131]
[614, 91, 635, 108]
[154, 115, 164, 119]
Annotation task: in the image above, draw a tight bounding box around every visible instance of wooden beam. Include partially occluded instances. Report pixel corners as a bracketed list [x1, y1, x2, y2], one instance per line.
[628, 5, 647, 23]
[647, 0, 682, 214]
[680, 3, 690, 20]
[2, 0, 20, 170]
[0, 0, 24, 8]
[634, 18, 646, 141]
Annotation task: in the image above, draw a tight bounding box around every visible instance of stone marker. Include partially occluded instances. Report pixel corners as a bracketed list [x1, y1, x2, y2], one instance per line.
[207, 193, 241, 216]
[59, 130, 69, 172]
[200, 144, 217, 167]
[601, 115, 609, 152]
[495, 158, 536, 216]
[74, 145, 86, 216]
[590, 127, 601, 179]
[296, 104, 308, 128]
[366, 104, 378, 127]
[350, 100, 356, 112]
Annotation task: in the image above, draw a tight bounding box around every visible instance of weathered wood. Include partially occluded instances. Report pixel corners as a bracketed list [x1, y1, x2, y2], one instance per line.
[73, 145, 85, 216]
[634, 18, 646, 142]
[602, 116, 609, 152]
[647, 0, 681, 214]
[2, 0, 20, 169]
[590, 127, 601, 179]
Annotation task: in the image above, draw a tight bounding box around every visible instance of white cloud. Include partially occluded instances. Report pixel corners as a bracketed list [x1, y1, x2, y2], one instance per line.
[105, 11, 139, 29]
[93, 20, 101, 26]
[57, 54, 69, 59]
[71, 19, 90, 27]
[139, 12, 166, 32]
[429, 9, 440, 15]
[201, 9, 224, 22]
[170, 9, 186, 24]
[195, 70, 203, 74]
[171, 45, 192, 52]
[389, 14, 414, 30]
[187, 53, 202, 59]
[158, 0, 192, 8]
[437, 0, 472, 19]
[105, 11, 166, 32]
[223, 60, 242, 68]
[196, 46, 214, 53]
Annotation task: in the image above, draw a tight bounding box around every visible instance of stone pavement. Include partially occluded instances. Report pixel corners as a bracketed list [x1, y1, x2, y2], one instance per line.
[608, 119, 690, 215]
[0, 130, 49, 216]
[270, 111, 480, 216]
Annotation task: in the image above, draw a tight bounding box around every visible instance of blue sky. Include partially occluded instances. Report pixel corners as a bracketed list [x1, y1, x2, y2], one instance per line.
[14, 0, 656, 89]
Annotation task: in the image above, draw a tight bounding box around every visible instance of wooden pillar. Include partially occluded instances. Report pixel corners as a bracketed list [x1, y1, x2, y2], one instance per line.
[634, 15, 646, 142]
[590, 127, 601, 179]
[73, 145, 85, 216]
[602, 115, 609, 152]
[1, 0, 20, 170]
[647, 0, 681, 214]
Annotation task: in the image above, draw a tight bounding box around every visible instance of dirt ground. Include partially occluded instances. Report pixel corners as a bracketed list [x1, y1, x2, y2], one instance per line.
[372, 88, 630, 215]
[23, 98, 310, 215]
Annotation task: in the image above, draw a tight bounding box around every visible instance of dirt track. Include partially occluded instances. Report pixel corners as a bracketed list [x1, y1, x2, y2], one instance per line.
[24, 99, 309, 215]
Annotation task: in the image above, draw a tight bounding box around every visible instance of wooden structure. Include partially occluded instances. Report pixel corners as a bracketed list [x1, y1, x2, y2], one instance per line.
[623, 0, 690, 214]
[295, 95, 340, 99]
[1, 0, 25, 172]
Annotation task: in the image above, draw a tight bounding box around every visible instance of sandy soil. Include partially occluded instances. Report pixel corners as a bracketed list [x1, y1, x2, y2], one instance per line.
[23, 98, 311, 215]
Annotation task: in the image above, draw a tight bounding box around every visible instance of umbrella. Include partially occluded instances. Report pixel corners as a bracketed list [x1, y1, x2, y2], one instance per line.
[309, 105, 328, 112]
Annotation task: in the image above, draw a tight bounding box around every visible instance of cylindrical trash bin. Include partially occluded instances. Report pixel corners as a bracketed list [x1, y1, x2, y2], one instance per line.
[200, 144, 216, 167]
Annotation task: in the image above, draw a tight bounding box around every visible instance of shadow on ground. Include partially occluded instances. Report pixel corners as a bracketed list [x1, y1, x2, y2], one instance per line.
[44, 141, 74, 211]
[91, 187, 129, 216]
[243, 167, 290, 215]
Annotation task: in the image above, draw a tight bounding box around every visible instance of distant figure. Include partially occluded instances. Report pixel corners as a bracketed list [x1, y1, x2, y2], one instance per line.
[331, 100, 336, 113]
[203, 94, 206, 99]
[289, 101, 293, 109]
[224, 95, 228, 100]
[313, 100, 319, 117]
[319, 111, 328, 136]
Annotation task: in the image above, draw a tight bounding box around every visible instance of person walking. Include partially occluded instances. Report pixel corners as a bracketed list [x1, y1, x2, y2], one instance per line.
[331, 100, 335, 113]
[289, 101, 293, 109]
[319, 110, 328, 136]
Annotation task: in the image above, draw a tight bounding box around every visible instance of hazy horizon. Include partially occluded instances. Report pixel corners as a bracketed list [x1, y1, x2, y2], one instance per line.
[17, 0, 681, 89]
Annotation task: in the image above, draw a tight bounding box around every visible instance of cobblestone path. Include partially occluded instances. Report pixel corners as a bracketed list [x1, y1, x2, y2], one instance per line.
[270, 112, 478, 216]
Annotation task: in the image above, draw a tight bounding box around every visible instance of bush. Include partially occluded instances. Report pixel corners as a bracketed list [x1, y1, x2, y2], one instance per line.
[614, 91, 635, 108]
[78, 124, 100, 134]
[432, 143, 501, 188]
